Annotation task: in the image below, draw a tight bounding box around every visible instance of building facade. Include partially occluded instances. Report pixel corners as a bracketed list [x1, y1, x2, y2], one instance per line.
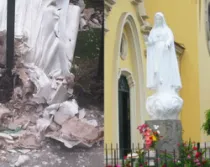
[105, 0, 210, 153]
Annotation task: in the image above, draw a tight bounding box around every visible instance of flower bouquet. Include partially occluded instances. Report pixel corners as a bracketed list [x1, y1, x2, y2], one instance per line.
[137, 123, 161, 150]
[123, 124, 161, 167]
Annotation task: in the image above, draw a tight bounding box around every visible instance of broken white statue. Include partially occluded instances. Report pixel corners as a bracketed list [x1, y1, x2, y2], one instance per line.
[0, 0, 104, 149]
[146, 12, 183, 120]
[0, 0, 80, 104]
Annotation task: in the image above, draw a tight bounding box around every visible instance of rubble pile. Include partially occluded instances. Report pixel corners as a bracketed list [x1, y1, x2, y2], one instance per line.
[0, 0, 104, 155]
[80, 8, 103, 30]
[0, 61, 103, 151]
[0, 81, 103, 151]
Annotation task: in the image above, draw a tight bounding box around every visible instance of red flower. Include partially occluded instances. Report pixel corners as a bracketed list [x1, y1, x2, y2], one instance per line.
[162, 164, 166, 167]
[193, 146, 197, 151]
[195, 151, 202, 158]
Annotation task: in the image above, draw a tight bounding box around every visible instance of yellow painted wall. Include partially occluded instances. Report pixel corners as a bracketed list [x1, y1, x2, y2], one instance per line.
[198, 1, 210, 142]
[104, 2, 147, 144]
[105, 0, 205, 145]
[144, 0, 201, 141]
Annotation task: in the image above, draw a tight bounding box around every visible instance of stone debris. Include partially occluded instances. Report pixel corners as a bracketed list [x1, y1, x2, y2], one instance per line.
[46, 116, 103, 149]
[83, 119, 98, 127]
[54, 100, 79, 125]
[0, 100, 103, 150]
[78, 108, 86, 119]
[14, 155, 30, 167]
[0, 132, 13, 140]
[17, 149, 31, 154]
[0, 104, 10, 116]
[18, 133, 41, 149]
[80, 8, 103, 31]
[0, 1, 104, 164]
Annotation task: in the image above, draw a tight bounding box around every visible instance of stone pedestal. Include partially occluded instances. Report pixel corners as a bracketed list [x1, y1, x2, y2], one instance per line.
[145, 120, 182, 158]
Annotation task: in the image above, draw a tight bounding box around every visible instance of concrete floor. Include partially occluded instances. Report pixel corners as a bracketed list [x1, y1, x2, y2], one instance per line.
[0, 140, 104, 167]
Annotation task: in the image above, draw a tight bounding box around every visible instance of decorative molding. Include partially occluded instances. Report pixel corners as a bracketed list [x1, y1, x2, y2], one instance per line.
[104, 0, 150, 34]
[130, 0, 143, 5]
[205, 0, 210, 54]
[141, 24, 152, 34]
[104, 0, 116, 15]
[113, 13, 146, 146]
[120, 34, 128, 60]
[104, 0, 116, 32]
[131, 0, 150, 28]
[118, 68, 135, 87]
[126, 75, 135, 87]
[175, 42, 185, 55]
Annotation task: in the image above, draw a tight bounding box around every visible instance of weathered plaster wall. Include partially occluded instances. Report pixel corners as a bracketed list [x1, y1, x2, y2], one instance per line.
[145, 0, 201, 141]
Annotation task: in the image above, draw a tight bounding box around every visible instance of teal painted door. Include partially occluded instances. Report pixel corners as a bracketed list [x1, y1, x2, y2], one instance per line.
[118, 76, 131, 158]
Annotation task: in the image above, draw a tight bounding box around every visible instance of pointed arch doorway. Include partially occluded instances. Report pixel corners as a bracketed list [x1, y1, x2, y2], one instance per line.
[118, 75, 131, 158]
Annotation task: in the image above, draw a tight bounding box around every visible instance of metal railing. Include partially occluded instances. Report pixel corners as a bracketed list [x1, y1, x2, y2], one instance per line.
[104, 142, 210, 167]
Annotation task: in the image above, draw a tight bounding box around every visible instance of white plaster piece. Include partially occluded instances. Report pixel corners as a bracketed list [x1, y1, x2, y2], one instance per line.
[54, 100, 79, 125]
[14, 155, 30, 167]
[47, 83, 69, 105]
[146, 13, 183, 120]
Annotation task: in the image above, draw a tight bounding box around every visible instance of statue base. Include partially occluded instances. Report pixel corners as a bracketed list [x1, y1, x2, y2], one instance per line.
[146, 91, 183, 120]
[145, 120, 182, 158]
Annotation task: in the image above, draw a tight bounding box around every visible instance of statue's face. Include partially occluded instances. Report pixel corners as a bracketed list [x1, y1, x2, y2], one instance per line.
[155, 15, 163, 26]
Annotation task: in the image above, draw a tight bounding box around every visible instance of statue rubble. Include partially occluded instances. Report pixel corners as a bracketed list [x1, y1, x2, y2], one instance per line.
[0, 0, 103, 150]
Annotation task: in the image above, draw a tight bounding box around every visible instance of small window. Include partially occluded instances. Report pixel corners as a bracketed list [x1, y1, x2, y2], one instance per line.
[120, 34, 128, 60]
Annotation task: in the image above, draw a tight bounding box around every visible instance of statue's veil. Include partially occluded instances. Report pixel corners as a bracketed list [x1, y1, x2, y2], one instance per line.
[150, 12, 169, 38]
[154, 12, 167, 28]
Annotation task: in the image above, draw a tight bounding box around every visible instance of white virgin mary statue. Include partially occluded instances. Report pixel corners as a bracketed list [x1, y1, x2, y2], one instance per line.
[146, 12, 182, 92]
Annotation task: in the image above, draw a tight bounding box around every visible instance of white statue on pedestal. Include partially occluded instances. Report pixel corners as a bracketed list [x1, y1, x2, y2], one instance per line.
[146, 12, 183, 120]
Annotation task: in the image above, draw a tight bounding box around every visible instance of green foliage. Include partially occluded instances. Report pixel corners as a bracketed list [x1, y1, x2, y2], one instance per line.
[74, 29, 102, 59]
[123, 140, 210, 167]
[202, 109, 210, 135]
[83, 0, 103, 8]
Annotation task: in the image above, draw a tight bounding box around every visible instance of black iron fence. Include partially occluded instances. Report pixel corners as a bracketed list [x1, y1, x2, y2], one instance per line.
[104, 142, 210, 167]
